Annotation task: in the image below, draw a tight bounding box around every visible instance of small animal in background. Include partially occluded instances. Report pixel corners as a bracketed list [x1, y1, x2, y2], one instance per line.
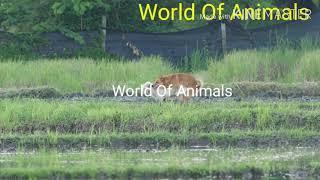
[153, 73, 203, 102]
[126, 42, 143, 57]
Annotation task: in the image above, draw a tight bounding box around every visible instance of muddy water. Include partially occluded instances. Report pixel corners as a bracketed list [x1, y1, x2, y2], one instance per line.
[0, 147, 319, 179]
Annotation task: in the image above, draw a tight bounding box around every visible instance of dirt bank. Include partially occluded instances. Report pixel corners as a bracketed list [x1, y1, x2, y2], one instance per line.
[0, 82, 319, 100]
[2, 133, 320, 152]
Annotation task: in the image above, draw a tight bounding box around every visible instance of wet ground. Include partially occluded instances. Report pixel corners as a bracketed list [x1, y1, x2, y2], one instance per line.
[2, 131, 320, 153]
[1, 147, 319, 179]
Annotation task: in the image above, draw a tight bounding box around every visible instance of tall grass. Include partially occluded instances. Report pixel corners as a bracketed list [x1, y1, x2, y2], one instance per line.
[295, 50, 320, 82]
[0, 56, 173, 92]
[181, 50, 209, 72]
[206, 48, 319, 83]
[0, 47, 319, 93]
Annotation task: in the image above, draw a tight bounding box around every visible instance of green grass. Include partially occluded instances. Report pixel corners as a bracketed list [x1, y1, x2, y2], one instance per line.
[0, 82, 319, 99]
[2, 130, 320, 150]
[206, 49, 320, 83]
[0, 99, 319, 133]
[0, 56, 174, 93]
[295, 50, 320, 82]
[0, 48, 319, 93]
[1, 148, 320, 179]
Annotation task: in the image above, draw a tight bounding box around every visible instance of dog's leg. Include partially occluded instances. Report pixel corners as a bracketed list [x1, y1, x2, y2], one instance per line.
[177, 95, 190, 103]
[183, 95, 191, 102]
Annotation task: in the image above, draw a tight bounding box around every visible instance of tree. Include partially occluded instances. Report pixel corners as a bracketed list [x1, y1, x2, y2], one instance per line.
[0, 0, 318, 35]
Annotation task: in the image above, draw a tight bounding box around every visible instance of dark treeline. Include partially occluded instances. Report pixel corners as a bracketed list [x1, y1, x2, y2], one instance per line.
[0, 0, 318, 60]
[0, 0, 318, 35]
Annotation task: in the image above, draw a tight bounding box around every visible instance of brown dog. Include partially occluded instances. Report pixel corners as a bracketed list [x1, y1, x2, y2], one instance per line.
[153, 73, 202, 101]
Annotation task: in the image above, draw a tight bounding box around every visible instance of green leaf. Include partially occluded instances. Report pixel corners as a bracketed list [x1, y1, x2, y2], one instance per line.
[52, 2, 66, 15]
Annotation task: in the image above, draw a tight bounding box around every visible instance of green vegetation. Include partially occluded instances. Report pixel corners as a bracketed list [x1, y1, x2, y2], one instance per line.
[0, 47, 319, 93]
[0, 36, 319, 180]
[1, 1, 318, 61]
[1, 148, 320, 179]
[1, 0, 318, 34]
[2, 130, 320, 150]
[0, 57, 173, 92]
[0, 99, 319, 133]
[0, 82, 319, 99]
[206, 49, 320, 83]
[0, 0, 280, 34]
[1, 98, 319, 178]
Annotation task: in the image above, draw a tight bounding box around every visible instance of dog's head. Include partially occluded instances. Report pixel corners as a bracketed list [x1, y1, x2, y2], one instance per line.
[153, 76, 166, 88]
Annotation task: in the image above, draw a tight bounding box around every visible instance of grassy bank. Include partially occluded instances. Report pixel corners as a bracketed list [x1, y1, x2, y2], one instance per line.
[2, 130, 320, 150]
[0, 100, 319, 133]
[1, 82, 319, 99]
[0, 48, 319, 93]
[1, 148, 319, 179]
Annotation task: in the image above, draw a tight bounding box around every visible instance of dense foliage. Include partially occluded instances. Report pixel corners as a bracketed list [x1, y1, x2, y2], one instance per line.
[0, 0, 180, 34]
[1, 0, 318, 34]
[0, 0, 318, 50]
